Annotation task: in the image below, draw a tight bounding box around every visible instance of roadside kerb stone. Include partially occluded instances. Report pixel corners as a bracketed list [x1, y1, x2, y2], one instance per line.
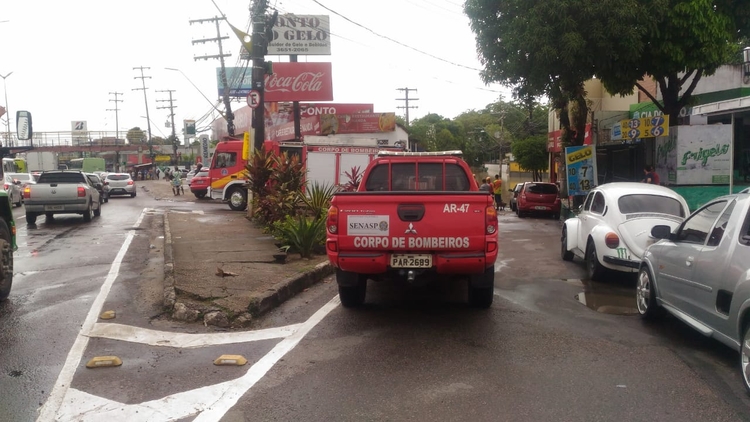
[144, 180, 335, 326]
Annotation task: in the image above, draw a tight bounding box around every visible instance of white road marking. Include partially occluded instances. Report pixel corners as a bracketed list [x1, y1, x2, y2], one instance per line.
[86, 322, 302, 348]
[54, 295, 342, 421]
[37, 209, 146, 422]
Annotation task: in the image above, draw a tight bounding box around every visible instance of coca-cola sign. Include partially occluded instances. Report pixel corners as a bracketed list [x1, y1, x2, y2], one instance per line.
[264, 62, 333, 102]
[216, 63, 333, 100]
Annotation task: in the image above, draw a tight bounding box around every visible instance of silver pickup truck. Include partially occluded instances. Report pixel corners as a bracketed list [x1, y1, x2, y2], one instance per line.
[24, 170, 101, 224]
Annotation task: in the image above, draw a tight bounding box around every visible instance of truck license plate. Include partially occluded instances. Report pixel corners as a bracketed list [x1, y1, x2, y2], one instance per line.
[45, 205, 64, 211]
[534, 206, 547, 210]
[390, 254, 432, 268]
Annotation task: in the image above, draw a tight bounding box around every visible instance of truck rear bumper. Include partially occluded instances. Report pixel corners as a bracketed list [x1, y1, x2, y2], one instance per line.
[330, 250, 497, 275]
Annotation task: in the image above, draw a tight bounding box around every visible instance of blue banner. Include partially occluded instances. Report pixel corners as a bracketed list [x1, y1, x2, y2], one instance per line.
[565, 145, 597, 196]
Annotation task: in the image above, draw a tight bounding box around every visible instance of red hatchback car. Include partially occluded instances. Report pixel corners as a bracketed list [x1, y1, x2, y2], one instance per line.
[516, 182, 561, 219]
[189, 170, 210, 199]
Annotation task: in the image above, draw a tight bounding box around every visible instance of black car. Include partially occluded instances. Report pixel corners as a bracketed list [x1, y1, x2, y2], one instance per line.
[85, 173, 109, 203]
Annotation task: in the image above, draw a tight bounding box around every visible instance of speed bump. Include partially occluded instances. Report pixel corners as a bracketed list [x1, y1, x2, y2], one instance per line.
[213, 355, 248, 366]
[100, 310, 116, 320]
[86, 356, 123, 368]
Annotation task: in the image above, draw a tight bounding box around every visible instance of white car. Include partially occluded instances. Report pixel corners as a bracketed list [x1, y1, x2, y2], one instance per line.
[561, 182, 689, 281]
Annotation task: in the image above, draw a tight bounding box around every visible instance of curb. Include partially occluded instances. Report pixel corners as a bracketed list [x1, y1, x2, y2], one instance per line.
[162, 211, 177, 310]
[161, 209, 334, 323]
[247, 261, 334, 318]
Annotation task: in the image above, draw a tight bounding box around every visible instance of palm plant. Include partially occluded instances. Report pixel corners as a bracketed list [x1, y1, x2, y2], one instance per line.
[302, 182, 337, 219]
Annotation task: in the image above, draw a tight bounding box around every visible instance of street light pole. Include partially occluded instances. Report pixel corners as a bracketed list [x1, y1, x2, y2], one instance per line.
[1, 72, 13, 147]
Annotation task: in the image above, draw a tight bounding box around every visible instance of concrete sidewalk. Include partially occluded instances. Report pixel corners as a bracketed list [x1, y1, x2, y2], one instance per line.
[138, 179, 332, 328]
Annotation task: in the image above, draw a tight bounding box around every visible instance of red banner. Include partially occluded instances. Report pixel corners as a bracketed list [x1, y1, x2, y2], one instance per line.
[265, 102, 373, 128]
[264, 62, 333, 102]
[547, 123, 592, 152]
[267, 116, 321, 142]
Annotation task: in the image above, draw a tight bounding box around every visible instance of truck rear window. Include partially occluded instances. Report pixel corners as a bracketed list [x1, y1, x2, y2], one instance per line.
[37, 173, 86, 184]
[364, 162, 470, 191]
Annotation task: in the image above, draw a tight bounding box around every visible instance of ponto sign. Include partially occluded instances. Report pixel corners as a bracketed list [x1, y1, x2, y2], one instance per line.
[247, 90, 261, 108]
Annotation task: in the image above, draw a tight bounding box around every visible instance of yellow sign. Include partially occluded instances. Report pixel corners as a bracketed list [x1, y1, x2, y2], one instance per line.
[618, 115, 670, 139]
[155, 155, 171, 162]
[566, 145, 594, 165]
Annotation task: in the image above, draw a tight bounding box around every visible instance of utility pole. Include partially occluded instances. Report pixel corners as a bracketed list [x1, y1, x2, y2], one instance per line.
[133, 67, 153, 165]
[107, 91, 123, 172]
[250, 0, 274, 151]
[157, 90, 178, 166]
[191, 16, 235, 137]
[106, 92, 123, 141]
[396, 88, 419, 126]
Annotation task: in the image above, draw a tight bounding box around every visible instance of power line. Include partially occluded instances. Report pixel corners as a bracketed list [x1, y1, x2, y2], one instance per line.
[310, 0, 481, 71]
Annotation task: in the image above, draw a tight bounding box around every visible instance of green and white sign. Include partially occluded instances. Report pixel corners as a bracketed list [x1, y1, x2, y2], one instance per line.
[661, 125, 732, 185]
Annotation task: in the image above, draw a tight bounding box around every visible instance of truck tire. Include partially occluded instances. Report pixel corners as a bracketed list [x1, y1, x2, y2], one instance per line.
[336, 269, 367, 308]
[83, 202, 92, 222]
[45, 213, 55, 221]
[26, 213, 37, 225]
[0, 220, 14, 301]
[468, 266, 495, 308]
[227, 187, 248, 211]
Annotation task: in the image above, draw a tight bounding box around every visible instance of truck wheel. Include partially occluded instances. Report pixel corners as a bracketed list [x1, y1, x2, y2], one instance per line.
[228, 187, 248, 211]
[337, 269, 367, 308]
[194, 191, 207, 199]
[83, 202, 92, 222]
[26, 213, 37, 225]
[131, 191, 136, 198]
[468, 266, 494, 308]
[0, 220, 13, 301]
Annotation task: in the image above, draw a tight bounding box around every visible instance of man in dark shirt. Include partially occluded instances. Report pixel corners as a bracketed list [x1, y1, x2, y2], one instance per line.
[641, 165, 660, 185]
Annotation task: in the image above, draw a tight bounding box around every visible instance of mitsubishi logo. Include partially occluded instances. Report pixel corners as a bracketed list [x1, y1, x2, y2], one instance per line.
[51, 189, 56, 194]
[404, 223, 417, 235]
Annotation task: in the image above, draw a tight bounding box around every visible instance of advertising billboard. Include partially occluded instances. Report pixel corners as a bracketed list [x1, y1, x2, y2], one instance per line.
[267, 15, 331, 56]
[672, 125, 732, 185]
[265, 102, 374, 128]
[564, 145, 597, 196]
[217, 63, 333, 101]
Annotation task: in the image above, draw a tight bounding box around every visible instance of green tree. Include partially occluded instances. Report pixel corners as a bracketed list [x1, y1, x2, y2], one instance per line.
[598, 0, 750, 123]
[465, 0, 660, 146]
[126, 127, 146, 144]
[511, 136, 549, 181]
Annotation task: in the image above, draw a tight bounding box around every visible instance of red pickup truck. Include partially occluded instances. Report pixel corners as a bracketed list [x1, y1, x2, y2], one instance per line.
[325, 151, 498, 308]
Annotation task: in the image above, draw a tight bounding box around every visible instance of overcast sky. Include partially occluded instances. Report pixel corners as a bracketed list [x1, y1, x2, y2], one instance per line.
[1, 0, 509, 139]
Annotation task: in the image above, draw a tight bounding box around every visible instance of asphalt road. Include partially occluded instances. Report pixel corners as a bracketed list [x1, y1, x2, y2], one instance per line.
[2, 197, 750, 421]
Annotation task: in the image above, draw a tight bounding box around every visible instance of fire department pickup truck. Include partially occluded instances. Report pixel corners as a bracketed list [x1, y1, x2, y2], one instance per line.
[325, 151, 498, 308]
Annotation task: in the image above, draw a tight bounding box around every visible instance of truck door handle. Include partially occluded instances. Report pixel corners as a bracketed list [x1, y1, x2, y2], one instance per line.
[397, 204, 425, 221]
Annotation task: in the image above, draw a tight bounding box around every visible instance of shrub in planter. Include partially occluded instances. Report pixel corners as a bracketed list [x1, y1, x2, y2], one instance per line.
[274, 214, 327, 259]
[302, 181, 338, 219]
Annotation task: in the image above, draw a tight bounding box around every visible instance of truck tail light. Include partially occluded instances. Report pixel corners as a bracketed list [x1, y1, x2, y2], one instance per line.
[23, 187, 30, 199]
[605, 232, 620, 248]
[486, 206, 497, 235]
[77, 187, 86, 197]
[327, 206, 339, 234]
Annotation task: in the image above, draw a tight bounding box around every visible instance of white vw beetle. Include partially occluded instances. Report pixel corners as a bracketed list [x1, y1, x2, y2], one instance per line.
[561, 182, 689, 281]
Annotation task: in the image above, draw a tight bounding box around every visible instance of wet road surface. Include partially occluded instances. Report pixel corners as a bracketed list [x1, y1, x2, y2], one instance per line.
[3, 197, 750, 421]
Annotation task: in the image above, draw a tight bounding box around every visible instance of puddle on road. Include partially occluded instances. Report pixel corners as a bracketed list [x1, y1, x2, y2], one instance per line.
[566, 278, 639, 316]
[575, 291, 639, 315]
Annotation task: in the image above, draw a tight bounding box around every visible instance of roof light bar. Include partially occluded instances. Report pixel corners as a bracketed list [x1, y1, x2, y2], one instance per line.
[377, 150, 463, 157]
